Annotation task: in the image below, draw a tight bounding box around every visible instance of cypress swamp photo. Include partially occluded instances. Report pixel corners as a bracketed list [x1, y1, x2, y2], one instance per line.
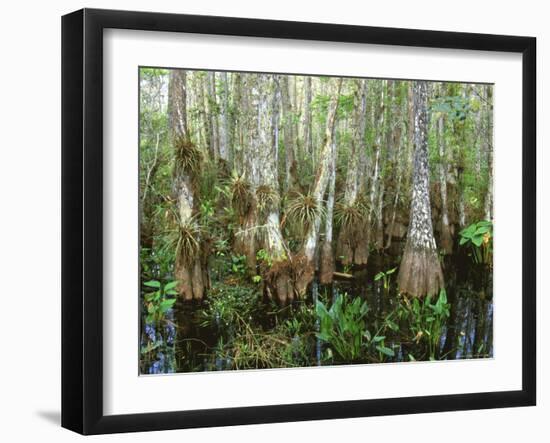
[139, 68, 494, 374]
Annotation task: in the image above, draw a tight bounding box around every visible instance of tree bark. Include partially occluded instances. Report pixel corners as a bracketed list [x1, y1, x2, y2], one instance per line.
[484, 85, 493, 221]
[438, 112, 453, 254]
[397, 81, 444, 298]
[365, 83, 384, 254]
[320, 136, 337, 284]
[303, 76, 313, 160]
[280, 75, 297, 191]
[374, 81, 390, 250]
[385, 83, 406, 249]
[206, 72, 219, 160]
[218, 72, 231, 164]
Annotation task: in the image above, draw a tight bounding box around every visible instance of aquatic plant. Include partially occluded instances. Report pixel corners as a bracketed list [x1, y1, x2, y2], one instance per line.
[459, 220, 493, 265]
[398, 289, 451, 360]
[316, 293, 369, 362]
[142, 280, 178, 324]
[374, 267, 397, 292]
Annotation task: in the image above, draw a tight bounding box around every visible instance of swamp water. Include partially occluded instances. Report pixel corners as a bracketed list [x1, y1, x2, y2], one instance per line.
[140, 252, 493, 375]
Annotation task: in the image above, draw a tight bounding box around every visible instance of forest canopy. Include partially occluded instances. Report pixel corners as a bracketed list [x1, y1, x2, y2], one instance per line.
[139, 68, 493, 373]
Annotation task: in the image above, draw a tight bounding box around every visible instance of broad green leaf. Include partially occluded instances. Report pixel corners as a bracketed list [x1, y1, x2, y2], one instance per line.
[160, 298, 176, 312]
[164, 281, 179, 291]
[143, 280, 161, 288]
[386, 319, 399, 331]
[472, 236, 483, 247]
[376, 345, 395, 357]
[475, 226, 490, 235]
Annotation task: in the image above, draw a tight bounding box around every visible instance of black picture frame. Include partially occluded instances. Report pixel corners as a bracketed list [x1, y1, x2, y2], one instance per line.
[62, 8, 536, 435]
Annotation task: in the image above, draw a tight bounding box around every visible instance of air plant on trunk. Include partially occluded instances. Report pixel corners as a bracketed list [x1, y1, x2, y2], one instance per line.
[174, 136, 202, 177]
[174, 215, 208, 301]
[228, 171, 253, 219]
[335, 199, 369, 265]
[285, 191, 325, 237]
[256, 185, 280, 217]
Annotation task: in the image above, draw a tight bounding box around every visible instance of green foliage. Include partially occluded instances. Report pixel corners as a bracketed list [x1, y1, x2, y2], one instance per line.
[229, 254, 247, 277]
[459, 220, 493, 265]
[256, 248, 273, 267]
[143, 280, 178, 324]
[316, 294, 369, 362]
[199, 282, 261, 330]
[199, 285, 317, 370]
[374, 267, 397, 291]
[397, 289, 450, 360]
[431, 95, 472, 122]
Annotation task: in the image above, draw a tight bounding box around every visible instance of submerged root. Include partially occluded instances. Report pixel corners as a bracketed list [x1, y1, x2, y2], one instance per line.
[293, 254, 315, 298]
[397, 245, 444, 297]
[336, 228, 369, 266]
[440, 221, 453, 255]
[319, 241, 335, 285]
[175, 219, 210, 301]
[263, 259, 294, 304]
[233, 210, 258, 272]
[175, 255, 209, 301]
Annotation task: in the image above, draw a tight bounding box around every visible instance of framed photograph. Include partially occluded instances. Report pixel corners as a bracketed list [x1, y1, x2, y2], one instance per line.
[62, 8, 536, 435]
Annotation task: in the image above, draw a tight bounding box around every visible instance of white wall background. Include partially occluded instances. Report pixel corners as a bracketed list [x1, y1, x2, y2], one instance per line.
[0, 0, 545, 441]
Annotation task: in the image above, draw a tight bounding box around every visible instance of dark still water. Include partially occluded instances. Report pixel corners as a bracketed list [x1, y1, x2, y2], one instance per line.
[140, 251, 493, 375]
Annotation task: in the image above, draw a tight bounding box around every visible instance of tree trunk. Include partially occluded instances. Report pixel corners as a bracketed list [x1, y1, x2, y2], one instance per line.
[206, 72, 219, 160]
[337, 79, 369, 265]
[438, 113, 453, 254]
[397, 81, 444, 298]
[303, 76, 313, 160]
[218, 72, 231, 164]
[234, 74, 292, 302]
[366, 83, 384, 254]
[374, 83, 388, 250]
[385, 84, 406, 250]
[295, 79, 342, 296]
[320, 136, 337, 284]
[280, 75, 297, 191]
[169, 70, 208, 301]
[484, 85, 493, 221]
